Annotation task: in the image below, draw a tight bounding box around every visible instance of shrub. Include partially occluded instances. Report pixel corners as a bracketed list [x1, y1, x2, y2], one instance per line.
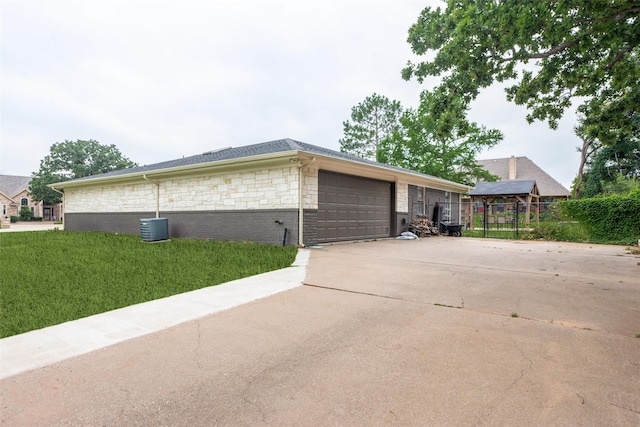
[560, 189, 640, 244]
[539, 203, 563, 222]
[529, 221, 590, 242]
[19, 207, 34, 221]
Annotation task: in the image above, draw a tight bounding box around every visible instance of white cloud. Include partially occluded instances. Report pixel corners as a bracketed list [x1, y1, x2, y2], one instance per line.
[1, 0, 578, 190]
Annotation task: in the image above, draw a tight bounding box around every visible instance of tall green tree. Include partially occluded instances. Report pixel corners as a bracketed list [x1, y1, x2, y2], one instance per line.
[379, 89, 502, 185]
[580, 137, 640, 197]
[402, 1, 640, 146]
[30, 139, 137, 204]
[339, 93, 403, 161]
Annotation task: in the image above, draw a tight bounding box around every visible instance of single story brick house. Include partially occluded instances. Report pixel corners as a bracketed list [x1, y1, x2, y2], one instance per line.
[51, 139, 470, 246]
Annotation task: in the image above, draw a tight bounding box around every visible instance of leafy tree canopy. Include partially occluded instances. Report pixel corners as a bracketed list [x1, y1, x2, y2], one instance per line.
[402, 1, 640, 146]
[30, 139, 137, 204]
[379, 89, 502, 185]
[339, 93, 403, 161]
[580, 137, 640, 197]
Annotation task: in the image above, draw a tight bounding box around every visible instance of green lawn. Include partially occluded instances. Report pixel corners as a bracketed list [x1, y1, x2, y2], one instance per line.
[0, 231, 297, 338]
[463, 220, 592, 242]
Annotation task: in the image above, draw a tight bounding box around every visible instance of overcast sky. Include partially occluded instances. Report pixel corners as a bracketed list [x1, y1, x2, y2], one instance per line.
[1, 0, 579, 190]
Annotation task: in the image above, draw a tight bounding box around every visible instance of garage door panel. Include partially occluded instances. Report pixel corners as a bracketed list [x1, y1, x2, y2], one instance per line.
[317, 171, 391, 243]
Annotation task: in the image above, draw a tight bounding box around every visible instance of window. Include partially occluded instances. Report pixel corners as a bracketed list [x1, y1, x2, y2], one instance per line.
[443, 192, 451, 221]
[2, 205, 6, 215]
[21, 198, 28, 206]
[417, 187, 424, 215]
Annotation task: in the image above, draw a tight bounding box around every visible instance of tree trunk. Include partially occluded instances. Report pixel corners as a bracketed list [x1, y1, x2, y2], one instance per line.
[574, 137, 598, 199]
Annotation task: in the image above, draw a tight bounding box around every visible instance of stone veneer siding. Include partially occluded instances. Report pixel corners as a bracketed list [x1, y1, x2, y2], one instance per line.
[64, 166, 301, 213]
[395, 182, 408, 213]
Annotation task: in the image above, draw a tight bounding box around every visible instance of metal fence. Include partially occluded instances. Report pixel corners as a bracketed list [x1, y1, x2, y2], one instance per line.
[410, 200, 562, 238]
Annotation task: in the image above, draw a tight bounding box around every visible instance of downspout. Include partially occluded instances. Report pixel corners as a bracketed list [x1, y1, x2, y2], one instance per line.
[297, 157, 316, 247]
[143, 174, 160, 218]
[50, 186, 64, 226]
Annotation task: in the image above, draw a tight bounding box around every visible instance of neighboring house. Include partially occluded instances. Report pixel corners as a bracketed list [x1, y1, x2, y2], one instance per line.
[476, 156, 571, 201]
[0, 175, 38, 219]
[51, 138, 471, 246]
[0, 175, 62, 221]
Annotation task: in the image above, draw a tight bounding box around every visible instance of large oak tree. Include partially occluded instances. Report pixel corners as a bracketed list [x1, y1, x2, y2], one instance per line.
[402, 1, 640, 146]
[30, 139, 137, 204]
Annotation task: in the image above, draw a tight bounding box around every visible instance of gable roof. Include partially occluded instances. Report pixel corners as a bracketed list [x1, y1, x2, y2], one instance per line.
[469, 180, 538, 196]
[0, 175, 30, 198]
[53, 138, 470, 192]
[477, 156, 570, 198]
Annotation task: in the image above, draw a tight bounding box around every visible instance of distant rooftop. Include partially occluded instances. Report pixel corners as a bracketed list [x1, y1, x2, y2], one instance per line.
[0, 175, 30, 197]
[469, 180, 538, 196]
[477, 156, 570, 198]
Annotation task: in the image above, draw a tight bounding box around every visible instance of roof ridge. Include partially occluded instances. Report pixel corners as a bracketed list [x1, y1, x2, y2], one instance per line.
[282, 138, 303, 151]
[478, 156, 529, 161]
[0, 174, 31, 179]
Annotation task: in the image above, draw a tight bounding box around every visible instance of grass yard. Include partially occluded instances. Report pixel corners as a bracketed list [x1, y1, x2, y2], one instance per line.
[0, 230, 297, 338]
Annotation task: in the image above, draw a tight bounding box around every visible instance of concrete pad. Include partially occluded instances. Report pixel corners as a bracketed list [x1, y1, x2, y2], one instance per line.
[306, 238, 640, 337]
[1, 238, 638, 426]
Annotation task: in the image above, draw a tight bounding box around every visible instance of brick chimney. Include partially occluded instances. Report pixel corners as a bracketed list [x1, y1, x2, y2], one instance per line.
[508, 155, 517, 180]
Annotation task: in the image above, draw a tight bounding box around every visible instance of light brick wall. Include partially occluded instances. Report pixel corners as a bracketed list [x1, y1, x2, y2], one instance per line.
[0, 194, 13, 216]
[396, 182, 408, 212]
[65, 166, 301, 213]
[6, 190, 42, 217]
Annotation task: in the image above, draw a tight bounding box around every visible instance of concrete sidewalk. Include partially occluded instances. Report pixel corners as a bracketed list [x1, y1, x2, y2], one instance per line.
[0, 221, 63, 232]
[0, 250, 309, 379]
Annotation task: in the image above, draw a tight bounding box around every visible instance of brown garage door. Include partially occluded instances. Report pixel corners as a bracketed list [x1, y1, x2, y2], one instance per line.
[317, 170, 392, 242]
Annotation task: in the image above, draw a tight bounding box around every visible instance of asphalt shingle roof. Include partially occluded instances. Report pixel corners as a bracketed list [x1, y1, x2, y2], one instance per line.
[469, 180, 537, 196]
[0, 175, 30, 197]
[477, 156, 570, 198]
[64, 138, 462, 186]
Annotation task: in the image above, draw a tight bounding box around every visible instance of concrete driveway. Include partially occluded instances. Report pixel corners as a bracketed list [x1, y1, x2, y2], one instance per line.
[1, 238, 639, 426]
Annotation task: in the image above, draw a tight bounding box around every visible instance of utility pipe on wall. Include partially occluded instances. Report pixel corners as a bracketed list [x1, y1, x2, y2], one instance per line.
[297, 157, 316, 247]
[143, 174, 160, 218]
